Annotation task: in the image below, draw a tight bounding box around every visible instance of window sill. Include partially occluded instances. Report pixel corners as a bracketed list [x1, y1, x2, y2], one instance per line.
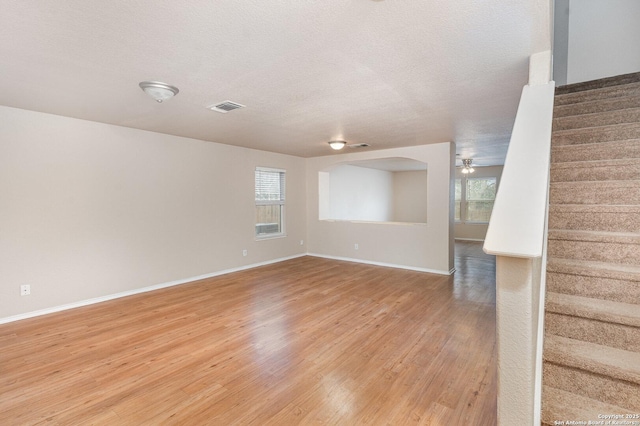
[255, 233, 287, 241]
[320, 219, 426, 226]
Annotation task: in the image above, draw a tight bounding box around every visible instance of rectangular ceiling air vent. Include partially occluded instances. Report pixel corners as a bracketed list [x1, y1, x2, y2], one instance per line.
[208, 101, 246, 113]
[348, 143, 370, 148]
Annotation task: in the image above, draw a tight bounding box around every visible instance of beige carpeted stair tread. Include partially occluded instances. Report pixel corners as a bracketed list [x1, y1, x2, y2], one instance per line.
[544, 362, 640, 412]
[547, 270, 640, 304]
[547, 229, 640, 265]
[548, 204, 640, 233]
[554, 94, 640, 117]
[546, 292, 640, 327]
[541, 386, 635, 425]
[554, 82, 640, 106]
[552, 122, 640, 146]
[547, 257, 640, 282]
[548, 229, 640, 244]
[555, 71, 640, 95]
[550, 180, 640, 205]
[546, 312, 640, 352]
[552, 139, 640, 163]
[549, 204, 640, 215]
[553, 107, 640, 131]
[544, 335, 640, 385]
[551, 157, 640, 182]
[552, 157, 640, 169]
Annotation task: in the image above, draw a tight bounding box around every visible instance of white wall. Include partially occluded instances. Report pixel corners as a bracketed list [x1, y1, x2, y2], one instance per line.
[322, 166, 427, 223]
[328, 165, 394, 221]
[0, 105, 307, 319]
[307, 144, 455, 274]
[393, 170, 428, 223]
[565, 0, 640, 84]
[454, 165, 503, 241]
[0, 105, 456, 319]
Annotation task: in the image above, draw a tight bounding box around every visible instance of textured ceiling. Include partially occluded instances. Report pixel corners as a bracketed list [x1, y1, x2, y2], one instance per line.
[0, 1, 551, 164]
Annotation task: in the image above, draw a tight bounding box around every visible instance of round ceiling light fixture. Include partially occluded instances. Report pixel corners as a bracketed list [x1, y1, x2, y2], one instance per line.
[139, 81, 179, 103]
[328, 140, 347, 150]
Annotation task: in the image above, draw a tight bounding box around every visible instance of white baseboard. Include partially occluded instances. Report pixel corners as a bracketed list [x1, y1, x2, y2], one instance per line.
[307, 253, 452, 276]
[0, 254, 305, 325]
[1, 252, 456, 325]
[455, 238, 485, 242]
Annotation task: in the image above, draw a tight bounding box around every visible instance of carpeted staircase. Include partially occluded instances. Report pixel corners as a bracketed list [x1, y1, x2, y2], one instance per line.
[541, 72, 640, 424]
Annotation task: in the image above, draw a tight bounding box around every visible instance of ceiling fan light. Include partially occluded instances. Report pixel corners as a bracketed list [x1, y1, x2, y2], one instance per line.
[461, 158, 475, 174]
[328, 140, 347, 150]
[139, 81, 179, 103]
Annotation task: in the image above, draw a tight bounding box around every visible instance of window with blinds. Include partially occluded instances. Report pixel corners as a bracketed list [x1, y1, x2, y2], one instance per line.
[255, 167, 286, 238]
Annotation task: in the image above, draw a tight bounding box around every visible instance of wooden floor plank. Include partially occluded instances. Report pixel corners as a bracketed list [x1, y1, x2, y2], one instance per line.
[0, 242, 496, 424]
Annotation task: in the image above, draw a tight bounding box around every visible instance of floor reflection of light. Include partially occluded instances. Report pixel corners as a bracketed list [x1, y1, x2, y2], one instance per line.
[322, 373, 354, 417]
[452, 243, 497, 303]
[250, 289, 292, 370]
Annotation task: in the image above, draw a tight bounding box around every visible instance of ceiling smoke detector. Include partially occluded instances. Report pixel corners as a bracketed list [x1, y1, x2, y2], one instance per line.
[208, 101, 246, 113]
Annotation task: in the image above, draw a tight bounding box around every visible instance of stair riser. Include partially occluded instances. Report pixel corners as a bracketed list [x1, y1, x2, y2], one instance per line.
[556, 72, 640, 96]
[553, 108, 640, 131]
[553, 123, 640, 146]
[546, 271, 640, 304]
[541, 386, 630, 426]
[555, 83, 640, 106]
[544, 335, 640, 385]
[548, 239, 640, 265]
[543, 362, 640, 411]
[549, 182, 640, 204]
[555, 95, 640, 117]
[550, 163, 640, 182]
[551, 139, 640, 162]
[548, 210, 640, 233]
[545, 313, 640, 352]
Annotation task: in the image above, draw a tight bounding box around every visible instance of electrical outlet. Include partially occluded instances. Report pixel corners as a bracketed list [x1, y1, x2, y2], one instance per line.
[242, 249, 248, 257]
[354, 243, 359, 250]
[300, 240, 304, 245]
[20, 285, 30, 296]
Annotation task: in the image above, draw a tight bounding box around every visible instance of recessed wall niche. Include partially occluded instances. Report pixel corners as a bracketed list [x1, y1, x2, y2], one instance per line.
[318, 157, 427, 224]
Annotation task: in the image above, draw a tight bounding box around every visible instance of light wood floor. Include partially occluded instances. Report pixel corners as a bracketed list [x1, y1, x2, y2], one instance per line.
[0, 242, 496, 425]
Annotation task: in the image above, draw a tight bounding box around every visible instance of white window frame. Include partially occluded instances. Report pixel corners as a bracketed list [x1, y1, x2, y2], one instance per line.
[455, 178, 462, 223]
[255, 167, 286, 239]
